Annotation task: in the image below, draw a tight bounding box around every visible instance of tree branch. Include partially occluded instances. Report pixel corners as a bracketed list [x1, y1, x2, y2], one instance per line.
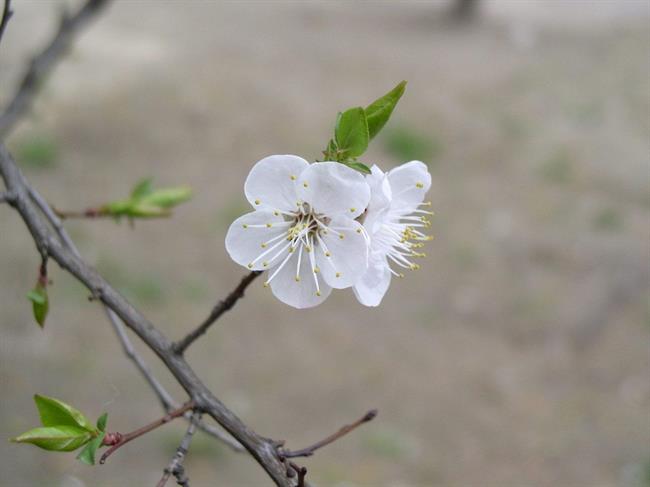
[0, 144, 293, 486]
[173, 271, 262, 355]
[100, 401, 195, 465]
[0, 0, 12, 48]
[0, 190, 15, 204]
[156, 411, 201, 487]
[0, 0, 111, 138]
[27, 179, 245, 453]
[279, 409, 377, 459]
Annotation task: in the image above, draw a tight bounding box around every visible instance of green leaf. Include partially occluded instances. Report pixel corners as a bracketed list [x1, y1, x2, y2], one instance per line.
[96, 413, 108, 432]
[334, 107, 369, 158]
[140, 186, 192, 209]
[34, 395, 96, 432]
[130, 178, 154, 200]
[26, 289, 46, 305]
[11, 426, 92, 452]
[343, 162, 372, 175]
[27, 284, 48, 328]
[128, 204, 171, 218]
[365, 81, 407, 140]
[77, 431, 105, 465]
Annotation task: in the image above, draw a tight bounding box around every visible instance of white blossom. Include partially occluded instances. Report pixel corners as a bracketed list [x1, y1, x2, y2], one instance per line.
[353, 161, 432, 307]
[226, 155, 371, 309]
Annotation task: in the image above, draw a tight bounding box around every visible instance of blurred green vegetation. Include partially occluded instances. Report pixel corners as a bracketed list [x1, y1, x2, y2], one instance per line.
[14, 134, 59, 169]
[362, 428, 407, 459]
[96, 257, 166, 304]
[539, 147, 575, 184]
[592, 207, 624, 232]
[382, 125, 442, 164]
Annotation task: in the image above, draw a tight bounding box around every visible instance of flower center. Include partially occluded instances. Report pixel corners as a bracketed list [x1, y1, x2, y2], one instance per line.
[245, 202, 352, 297]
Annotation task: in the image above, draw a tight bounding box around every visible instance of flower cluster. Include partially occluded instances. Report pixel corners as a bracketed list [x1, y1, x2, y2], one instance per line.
[226, 155, 432, 308]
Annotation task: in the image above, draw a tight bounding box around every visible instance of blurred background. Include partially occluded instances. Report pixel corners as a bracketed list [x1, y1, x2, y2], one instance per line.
[1, 1, 649, 486]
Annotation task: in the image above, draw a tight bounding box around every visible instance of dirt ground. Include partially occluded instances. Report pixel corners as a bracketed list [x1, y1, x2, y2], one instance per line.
[1, 1, 649, 486]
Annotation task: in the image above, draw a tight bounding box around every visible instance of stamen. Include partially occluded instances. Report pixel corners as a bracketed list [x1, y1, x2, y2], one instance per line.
[295, 242, 304, 283]
[255, 199, 261, 205]
[265, 251, 294, 285]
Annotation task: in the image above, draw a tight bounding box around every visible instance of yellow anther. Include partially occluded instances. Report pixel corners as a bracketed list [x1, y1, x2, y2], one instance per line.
[263, 282, 269, 288]
[290, 175, 296, 181]
[261, 243, 267, 248]
[243, 224, 248, 229]
[266, 223, 273, 228]
[247, 263, 253, 269]
[325, 251, 331, 257]
[338, 234, 344, 240]
[306, 246, 312, 252]
[314, 267, 320, 273]
[399, 273, 405, 279]
[335, 272, 341, 278]
[416, 182, 424, 189]
[294, 275, 301, 282]
[255, 199, 261, 205]
[303, 182, 309, 188]
[296, 201, 301, 206]
[410, 264, 420, 270]
[316, 291, 322, 296]
[274, 211, 280, 216]
[356, 228, 362, 234]
[350, 208, 356, 213]
[289, 247, 295, 253]
[263, 261, 269, 267]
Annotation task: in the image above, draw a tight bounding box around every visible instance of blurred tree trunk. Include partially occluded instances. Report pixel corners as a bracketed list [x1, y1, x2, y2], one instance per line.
[450, 0, 480, 22]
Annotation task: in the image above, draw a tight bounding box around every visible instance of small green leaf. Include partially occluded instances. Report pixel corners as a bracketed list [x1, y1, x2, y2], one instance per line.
[140, 186, 192, 209]
[127, 204, 171, 218]
[34, 394, 96, 432]
[96, 413, 108, 432]
[343, 162, 372, 175]
[11, 426, 92, 452]
[365, 81, 406, 140]
[130, 178, 154, 200]
[77, 431, 105, 465]
[27, 284, 48, 328]
[26, 289, 46, 305]
[335, 107, 369, 159]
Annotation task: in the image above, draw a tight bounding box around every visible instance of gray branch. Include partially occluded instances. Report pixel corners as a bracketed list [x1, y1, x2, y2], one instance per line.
[0, 0, 110, 138]
[26, 157, 244, 453]
[156, 412, 201, 487]
[0, 144, 292, 486]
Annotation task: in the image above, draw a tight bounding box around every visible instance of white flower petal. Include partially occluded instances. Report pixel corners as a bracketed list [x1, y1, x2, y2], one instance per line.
[387, 161, 431, 213]
[363, 165, 392, 235]
[244, 155, 309, 212]
[269, 246, 332, 309]
[315, 216, 368, 289]
[297, 162, 370, 218]
[225, 210, 290, 271]
[353, 253, 392, 307]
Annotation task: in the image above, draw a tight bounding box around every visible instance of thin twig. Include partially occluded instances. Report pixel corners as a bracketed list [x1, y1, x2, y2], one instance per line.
[280, 409, 378, 459]
[28, 185, 244, 451]
[156, 412, 201, 487]
[173, 271, 262, 355]
[100, 401, 195, 465]
[0, 0, 12, 48]
[0, 0, 111, 138]
[0, 190, 15, 204]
